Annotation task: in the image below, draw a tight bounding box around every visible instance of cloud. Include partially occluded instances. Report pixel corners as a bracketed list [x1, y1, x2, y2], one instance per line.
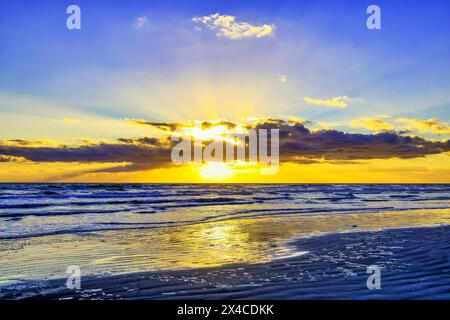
[199, 120, 237, 130]
[1, 118, 449, 176]
[192, 13, 274, 40]
[127, 119, 238, 132]
[0, 142, 173, 173]
[277, 74, 288, 83]
[0, 155, 27, 162]
[303, 96, 354, 108]
[350, 116, 395, 132]
[348, 117, 450, 135]
[0, 139, 59, 147]
[250, 119, 450, 162]
[117, 136, 167, 146]
[134, 16, 149, 30]
[126, 119, 182, 132]
[396, 118, 450, 135]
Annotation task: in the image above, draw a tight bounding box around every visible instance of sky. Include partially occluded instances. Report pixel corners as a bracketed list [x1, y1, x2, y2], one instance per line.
[0, 0, 449, 182]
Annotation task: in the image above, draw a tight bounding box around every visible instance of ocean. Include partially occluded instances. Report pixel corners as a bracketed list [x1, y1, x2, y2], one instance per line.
[0, 184, 449, 299]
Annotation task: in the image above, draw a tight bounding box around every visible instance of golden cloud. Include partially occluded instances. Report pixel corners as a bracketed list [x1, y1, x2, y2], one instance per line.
[0, 155, 27, 162]
[396, 118, 450, 135]
[303, 96, 353, 108]
[350, 116, 395, 132]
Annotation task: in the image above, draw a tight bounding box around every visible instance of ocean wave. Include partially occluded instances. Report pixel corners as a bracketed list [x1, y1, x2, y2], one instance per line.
[0, 184, 449, 242]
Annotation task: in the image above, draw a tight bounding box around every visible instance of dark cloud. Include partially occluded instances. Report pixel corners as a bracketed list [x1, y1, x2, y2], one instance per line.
[201, 120, 237, 130]
[8, 139, 34, 146]
[117, 137, 165, 146]
[1, 119, 449, 174]
[128, 119, 182, 132]
[1, 139, 47, 146]
[129, 119, 239, 132]
[252, 120, 450, 162]
[0, 143, 173, 172]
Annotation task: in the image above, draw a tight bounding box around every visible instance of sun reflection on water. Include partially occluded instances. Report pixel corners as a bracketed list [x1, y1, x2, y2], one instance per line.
[0, 208, 449, 283]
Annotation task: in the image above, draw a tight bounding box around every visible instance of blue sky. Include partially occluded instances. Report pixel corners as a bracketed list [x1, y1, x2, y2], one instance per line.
[0, 0, 449, 138]
[0, 0, 450, 182]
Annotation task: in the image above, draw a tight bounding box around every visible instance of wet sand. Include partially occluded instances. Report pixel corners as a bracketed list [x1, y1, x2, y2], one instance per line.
[1, 207, 449, 284]
[1, 225, 449, 300]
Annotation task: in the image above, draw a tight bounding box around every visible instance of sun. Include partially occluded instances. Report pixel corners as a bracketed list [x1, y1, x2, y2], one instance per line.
[199, 162, 235, 181]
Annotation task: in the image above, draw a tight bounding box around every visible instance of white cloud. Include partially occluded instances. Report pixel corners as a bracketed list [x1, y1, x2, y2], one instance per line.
[192, 13, 275, 40]
[277, 74, 288, 83]
[134, 16, 149, 30]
